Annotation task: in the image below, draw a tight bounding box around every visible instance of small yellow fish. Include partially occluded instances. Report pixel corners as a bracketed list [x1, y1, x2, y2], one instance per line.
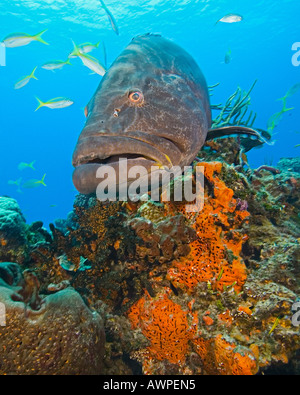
[18, 160, 36, 171]
[267, 88, 295, 133]
[35, 97, 74, 111]
[8, 177, 22, 186]
[42, 59, 71, 71]
[8, 177, 23, 193]
[14, 67, 38, 89]
[295, 144, 300, 148]
[71, 43, 106, 76]
[22, 174, 46, 189]
[69, 42, 101, 58]
[2, 30, 48, 48]
[268, 317, 280, 335]
[224, 48, 232, 64]
[279, 83, 300, 101]
[276, 84, 299, 114]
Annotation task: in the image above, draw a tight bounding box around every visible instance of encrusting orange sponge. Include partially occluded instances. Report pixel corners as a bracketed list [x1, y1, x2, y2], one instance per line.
[128, 290, 198, 365]
[127, 162, 252, 374]
[167, 162, 249, 293]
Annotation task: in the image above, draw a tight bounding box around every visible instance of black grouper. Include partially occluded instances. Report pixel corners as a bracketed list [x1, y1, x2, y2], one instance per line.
[72, 33, 260, 194]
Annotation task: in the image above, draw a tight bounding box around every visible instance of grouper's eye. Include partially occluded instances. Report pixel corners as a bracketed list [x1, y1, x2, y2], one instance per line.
[128, 90, 144, 105]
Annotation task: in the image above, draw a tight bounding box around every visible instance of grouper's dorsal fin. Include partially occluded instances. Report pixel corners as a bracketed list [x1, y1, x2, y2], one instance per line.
[132, 33, 162, 41]
[207, 125, 270, 145]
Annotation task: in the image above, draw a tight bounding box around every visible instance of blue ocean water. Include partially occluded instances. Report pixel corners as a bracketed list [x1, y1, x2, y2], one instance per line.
[0, 0, 299, 227]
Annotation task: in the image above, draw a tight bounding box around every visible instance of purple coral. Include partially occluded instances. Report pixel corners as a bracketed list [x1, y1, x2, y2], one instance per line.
[236, 198, 248, 211]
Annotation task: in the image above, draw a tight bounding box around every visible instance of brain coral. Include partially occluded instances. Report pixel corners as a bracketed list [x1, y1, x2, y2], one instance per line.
[0, 262, 105, 375]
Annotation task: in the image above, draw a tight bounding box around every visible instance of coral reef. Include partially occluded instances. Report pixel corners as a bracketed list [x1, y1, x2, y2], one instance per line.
[210, 81, 258, 129]
[127, 207, 196, 264]
[0, 157, 299, 375]
[167, 162, 249, 294]
[124, 160, 300, 375]
[0, 261, 105, 375]
[0, 197, 28, 263]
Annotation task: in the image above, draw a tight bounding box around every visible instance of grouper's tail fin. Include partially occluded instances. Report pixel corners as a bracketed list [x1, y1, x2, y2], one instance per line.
[207, 125, 273, 146]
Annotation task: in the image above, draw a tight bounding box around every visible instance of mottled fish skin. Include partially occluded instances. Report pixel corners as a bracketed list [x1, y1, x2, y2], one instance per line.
[72, 34, 211, 194]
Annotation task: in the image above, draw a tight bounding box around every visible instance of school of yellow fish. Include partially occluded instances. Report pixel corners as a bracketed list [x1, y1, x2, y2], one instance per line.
[3, 0, 119, 193]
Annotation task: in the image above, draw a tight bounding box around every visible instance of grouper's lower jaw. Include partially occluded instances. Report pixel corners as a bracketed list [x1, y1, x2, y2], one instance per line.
[72, 157, 159, 195]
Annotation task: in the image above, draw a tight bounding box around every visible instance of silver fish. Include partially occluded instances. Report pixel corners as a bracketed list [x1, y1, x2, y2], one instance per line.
[71, 43, 106, 76]
[42, 59, 71, 71]
[68, 42, 100, 58]
[2, 30, 48, 47]
[35, 97, 74, 111]
[216, 14, 243, 24]
[14, 67, 38, 89]
[99, 0, 119, 35]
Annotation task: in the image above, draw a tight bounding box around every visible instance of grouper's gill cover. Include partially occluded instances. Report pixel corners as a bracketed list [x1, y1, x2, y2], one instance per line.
[72, 33, 211, 194]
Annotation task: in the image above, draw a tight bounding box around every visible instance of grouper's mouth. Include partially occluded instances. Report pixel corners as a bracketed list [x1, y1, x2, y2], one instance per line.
[72, 134, 182, 195]
[74, 153, 155, 167]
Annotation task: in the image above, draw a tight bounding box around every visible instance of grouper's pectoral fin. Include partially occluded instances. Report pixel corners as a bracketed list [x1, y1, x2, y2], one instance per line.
[207, 125, 272, 146]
